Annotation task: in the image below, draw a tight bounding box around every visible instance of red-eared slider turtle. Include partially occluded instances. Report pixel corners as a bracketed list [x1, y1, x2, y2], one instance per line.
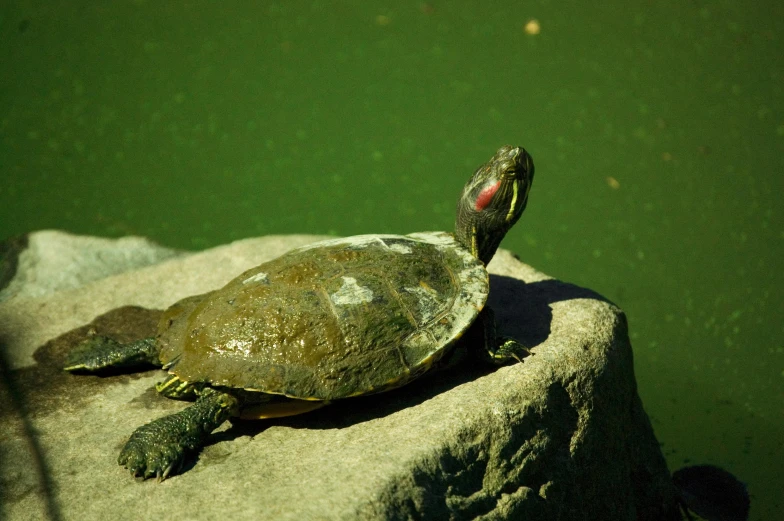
[64, 145, 535, 480]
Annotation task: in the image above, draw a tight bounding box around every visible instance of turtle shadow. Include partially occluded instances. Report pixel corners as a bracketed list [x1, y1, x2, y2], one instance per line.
[218, 275, 613, 437]
[2, 307, 163, 424]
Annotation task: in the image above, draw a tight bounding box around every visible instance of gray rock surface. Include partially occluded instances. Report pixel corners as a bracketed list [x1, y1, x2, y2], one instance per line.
[0, 232, 679, 521]
[0, 230, 183, 303]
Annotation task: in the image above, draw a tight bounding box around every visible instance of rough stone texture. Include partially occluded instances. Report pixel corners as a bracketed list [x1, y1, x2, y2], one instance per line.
[0, 230, 184, 303]
[0, 232, 679, 521]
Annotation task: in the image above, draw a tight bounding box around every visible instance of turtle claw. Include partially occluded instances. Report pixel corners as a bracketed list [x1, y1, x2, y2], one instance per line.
[153, 462, 176, 482]
[162, 461, 176, 481]
[119, 444, 186, 482]
[118, 417, 189, 482]
[491, 338, 532, 365]
[117, 391, 235, 481]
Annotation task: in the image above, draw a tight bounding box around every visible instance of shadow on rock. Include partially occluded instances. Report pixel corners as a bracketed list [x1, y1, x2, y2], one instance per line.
[1, 306, 162, 423]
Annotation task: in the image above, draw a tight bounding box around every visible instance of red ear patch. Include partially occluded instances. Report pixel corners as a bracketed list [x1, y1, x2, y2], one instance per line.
[475, 180, 501, 211]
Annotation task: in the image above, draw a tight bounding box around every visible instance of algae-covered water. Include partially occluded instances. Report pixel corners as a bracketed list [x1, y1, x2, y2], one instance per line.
[1, 2, 782, 518]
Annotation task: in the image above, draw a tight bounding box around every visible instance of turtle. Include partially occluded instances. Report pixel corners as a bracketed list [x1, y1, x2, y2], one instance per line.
[64, 144, 535, 480]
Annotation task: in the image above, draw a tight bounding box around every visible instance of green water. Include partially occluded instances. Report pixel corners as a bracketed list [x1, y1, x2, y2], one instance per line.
[2, 1, 781, 517]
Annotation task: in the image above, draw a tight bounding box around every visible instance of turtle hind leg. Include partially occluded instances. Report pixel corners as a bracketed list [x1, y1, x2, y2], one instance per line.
[118, 388, 239, 480]
[63, 335, 160, 373]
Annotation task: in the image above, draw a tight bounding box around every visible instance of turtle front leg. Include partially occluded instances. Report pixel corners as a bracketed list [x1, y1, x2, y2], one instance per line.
[474, 306, 531, 365]
[118, 388, 239, 480]
[64, 335, 160, 372]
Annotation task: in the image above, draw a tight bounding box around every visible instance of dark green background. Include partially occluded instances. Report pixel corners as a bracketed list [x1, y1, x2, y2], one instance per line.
[1, 1, 781, 518]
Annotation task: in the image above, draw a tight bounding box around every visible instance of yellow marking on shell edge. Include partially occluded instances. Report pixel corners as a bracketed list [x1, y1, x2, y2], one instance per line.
[241, 387, 326, 401]
[239, 400, 328, 420]
[505, 180, 519, 222]
[418, 354, 435, 369]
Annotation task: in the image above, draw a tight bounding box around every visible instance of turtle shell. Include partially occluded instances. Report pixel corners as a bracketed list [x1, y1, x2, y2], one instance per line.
[157, 231, 488, 401]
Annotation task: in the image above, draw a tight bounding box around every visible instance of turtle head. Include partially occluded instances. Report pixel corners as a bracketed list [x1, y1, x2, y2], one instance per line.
[455, 145, 534, 265]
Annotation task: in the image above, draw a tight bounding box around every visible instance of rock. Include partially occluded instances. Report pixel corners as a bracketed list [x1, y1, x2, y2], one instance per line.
[0, 232, 679, 521]
[0, 230, 184, 303]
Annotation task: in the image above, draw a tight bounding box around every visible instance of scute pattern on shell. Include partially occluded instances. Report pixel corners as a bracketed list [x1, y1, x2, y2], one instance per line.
[157, 232, 488, 400]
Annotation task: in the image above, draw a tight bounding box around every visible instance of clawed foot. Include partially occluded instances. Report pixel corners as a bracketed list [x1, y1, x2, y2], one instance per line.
[118, 415, 191, 481]
[490, 337, 532, 364]
[117, 390, 237, 481]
